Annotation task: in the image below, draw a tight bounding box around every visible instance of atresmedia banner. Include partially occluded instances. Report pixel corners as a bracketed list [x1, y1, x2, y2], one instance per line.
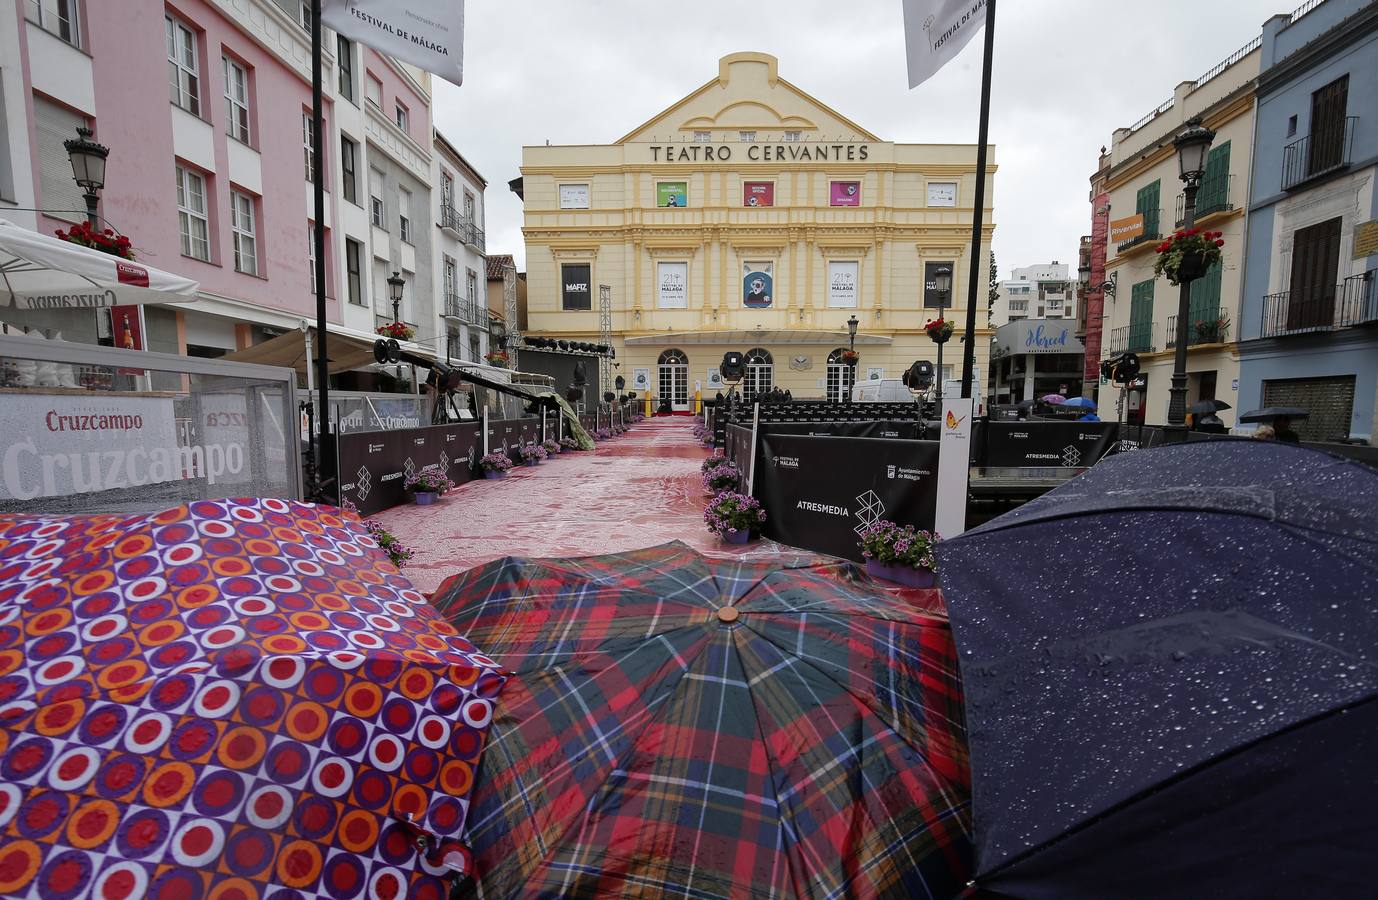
[336, 422, 480, 516]
[322, 0, 465, 87]
[980, 421, 1118, 468]
[755, 433, 939, 563]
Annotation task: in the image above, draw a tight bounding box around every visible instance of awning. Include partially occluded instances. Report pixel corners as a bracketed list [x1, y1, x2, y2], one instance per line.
[622, 329, 893, 346]
[222, 324, 428, 376]
[0, 218, 199, 310]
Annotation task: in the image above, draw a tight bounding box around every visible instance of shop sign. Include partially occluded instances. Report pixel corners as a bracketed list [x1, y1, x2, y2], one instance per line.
[1110, 214, 1145, 243]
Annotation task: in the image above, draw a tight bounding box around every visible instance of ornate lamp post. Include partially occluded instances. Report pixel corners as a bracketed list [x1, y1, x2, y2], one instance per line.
[64, 126, 109, 226]
[1166, 118, 1215, 438]
[387, 271, 406, 326]
[845, 314, 859, 403]
[929, 266, 954, 404]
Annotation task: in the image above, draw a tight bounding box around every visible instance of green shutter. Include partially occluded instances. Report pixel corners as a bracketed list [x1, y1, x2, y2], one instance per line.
[1129, 280, 1155, 351]
[1188, 263, 1224, 342]
[1197, 142, 1230, 214]
[1136, 180, 1161, 237]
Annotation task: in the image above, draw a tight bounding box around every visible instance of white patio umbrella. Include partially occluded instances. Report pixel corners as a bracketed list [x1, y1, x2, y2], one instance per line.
[0, 218, 198, 310]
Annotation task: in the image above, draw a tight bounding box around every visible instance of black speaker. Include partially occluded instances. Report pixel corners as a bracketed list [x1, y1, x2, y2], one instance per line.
[615, 375, 626, 390]
[571, 361, 588, 386]
[720, 351, 745, 383]
[603, 391, 615, 403]
[557, 340, 570, 351]
[903, 360, 935, 393]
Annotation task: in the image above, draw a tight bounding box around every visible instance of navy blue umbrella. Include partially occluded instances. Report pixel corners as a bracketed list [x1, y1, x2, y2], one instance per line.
[938, 440, 1378, 898]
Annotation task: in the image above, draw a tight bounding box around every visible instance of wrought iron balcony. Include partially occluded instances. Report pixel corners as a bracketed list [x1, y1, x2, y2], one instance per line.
[1342, 268, 1378, 326]
[1175, 173, 1235, 225]
[443, 291, 470, 322]
[1107, 322, 1156, 354]
[1261, 269, 1377, 337]
[440, 202, 463, 235]
[1116, 230, 1162, 255]
[1282, 117, 1357, 190]
[1165, 307, 1231, 349]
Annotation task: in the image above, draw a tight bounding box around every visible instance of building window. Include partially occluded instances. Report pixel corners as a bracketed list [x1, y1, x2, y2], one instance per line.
[297, 0, 310, 30]
[33, 97, 87, 223]
[468, 332, 481, 363]
[1128, 280, 1155, 352]
[1135, 179, 1161, 238]
[346, 238, 364, 306]
[783, 130, 802, 142]
[27, 0, 81, 48]
[301, 112, 316, 183]
[738, 131, 756, 142]
[440, 172, 454, 221]
[341, 136, 358, 205]
[336, 35, 354, 102]
[398, 187, 411, 243]
[394, 100, 408, 133]
[369, 167, 385, 228]
[466, 268, 479, 310]
[1306, 74, 1349, 178]
[825, 348, 854, 403]
[443, 256, 458, 317]
[1286, 217, 1342, 331]
[223, 57, 250, 143]
[693, 131, 711, 142]
[166, 15, 200, 116]
[176, 166, 210, 261]
[230, 190, 257, 275]
[743, 348, 773, 401]
[306, 224, 316, 295]
[366, 73, 382, 107]
[462, 190, 475, 223]
[1286, 115, 1298, 138]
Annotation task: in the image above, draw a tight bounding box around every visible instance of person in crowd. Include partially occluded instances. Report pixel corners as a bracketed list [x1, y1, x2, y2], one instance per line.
[1253, 425, 1276, 440]
[1273, 416, 1301, 443]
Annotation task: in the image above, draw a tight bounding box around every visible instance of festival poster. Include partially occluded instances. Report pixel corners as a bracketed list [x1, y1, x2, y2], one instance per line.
[656, 182, 688, 208]
[657, 262, 688, 308]
[828, 261, 859, 308]
[743, 262, 774, 309]
[743, 181, 774, 207]
[829, 181, 861, 207]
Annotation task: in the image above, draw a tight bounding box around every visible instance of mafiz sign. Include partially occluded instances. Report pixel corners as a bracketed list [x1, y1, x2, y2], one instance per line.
[649, 144, 873, 163]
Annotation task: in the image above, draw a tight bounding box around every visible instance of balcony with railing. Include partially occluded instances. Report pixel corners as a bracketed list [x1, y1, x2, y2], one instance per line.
[1282, 116, 1357, 190]
[1176, 173, 1235, 225]
[1165, 307, 1231, 349]
[439, 204, 486, 252]
[1107, 321, 1157, 354]
[1260, 270, 1377, 337]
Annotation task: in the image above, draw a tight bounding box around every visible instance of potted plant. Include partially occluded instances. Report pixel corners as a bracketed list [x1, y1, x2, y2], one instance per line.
[376, 321, 416, 341]
[703, 462, 741, 494]
[560, 436, 579, 451]
[1193, 315, 1231, 344]
[542, 438, 561, 455]
[479, 451, 513, 479]
[484, 350, 509, 368]
[342, 499, 415, 570]
[859, 520, 939, 588]
[1153, 228, 1224, 286]
[404, 464, 453, 505]
[840, 349, 860, 366]
[701, 452, 728, 473]
[924, 317, 954, 344]
[704, 491, 766, 544]
[595, 427, 613, 441]
[518, 442, 547, 466]
[55, 221, 134, 260]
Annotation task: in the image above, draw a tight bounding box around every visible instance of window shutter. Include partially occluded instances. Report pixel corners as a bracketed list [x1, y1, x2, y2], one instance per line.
[1130, 280, 1154, 351]
[35, 99, 87, 224]
[1136, 180, 1161, 236]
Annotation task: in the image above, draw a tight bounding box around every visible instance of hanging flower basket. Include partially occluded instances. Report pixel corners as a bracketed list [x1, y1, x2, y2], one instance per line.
[484, 351, 509, 368]
[376, 321, 416, 341]
[55, 221, 134, 260]
[1153, 228, 1224, 286]
[924, 318, 954, 344]
[840, 350, 860, 366]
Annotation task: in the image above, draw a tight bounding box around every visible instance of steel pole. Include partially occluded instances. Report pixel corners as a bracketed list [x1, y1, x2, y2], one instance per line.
[961, 0, 996, 399]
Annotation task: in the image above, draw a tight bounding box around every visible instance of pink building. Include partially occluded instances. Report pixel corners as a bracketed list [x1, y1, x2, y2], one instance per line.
[0, 0, 435, 368]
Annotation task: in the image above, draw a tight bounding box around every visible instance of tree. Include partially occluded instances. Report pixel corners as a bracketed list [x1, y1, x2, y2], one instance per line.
[987, 251, 999, 314]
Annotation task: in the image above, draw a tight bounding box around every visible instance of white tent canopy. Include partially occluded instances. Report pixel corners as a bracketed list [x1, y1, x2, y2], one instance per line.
[0, 218, 199, 311]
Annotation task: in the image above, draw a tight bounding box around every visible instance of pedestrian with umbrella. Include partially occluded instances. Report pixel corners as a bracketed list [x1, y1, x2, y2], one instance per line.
[1189, 399, 1231, 433]
[0, 499, 506, 898]
[1240, 406, 1307, 443]
[936, 441, 1378, 898]
[434, 542, 973, 898]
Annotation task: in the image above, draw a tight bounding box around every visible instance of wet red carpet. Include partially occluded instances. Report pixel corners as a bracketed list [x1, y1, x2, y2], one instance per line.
[375, 418, 782, 594]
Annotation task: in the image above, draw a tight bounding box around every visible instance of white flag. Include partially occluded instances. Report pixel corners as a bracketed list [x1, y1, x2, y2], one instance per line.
[902, 0, 987, 89]
[322, 0, 464, 87]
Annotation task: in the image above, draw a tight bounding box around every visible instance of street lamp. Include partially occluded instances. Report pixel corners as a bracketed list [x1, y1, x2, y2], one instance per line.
[1167, 117, 1215, 436]
[387, 271, 406, 324]
[64, 126, 109, 226]
[845, 314, 859, 404]
[932, 266, 953, 404]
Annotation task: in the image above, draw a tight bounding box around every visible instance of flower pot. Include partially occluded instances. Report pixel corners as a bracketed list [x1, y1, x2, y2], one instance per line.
[865, 560, 936, 588]
[721, 528, 752, 545]
[483, 470, 506, 480]
[413, 491, 438, 506]
[1176, 251, 1207, 282]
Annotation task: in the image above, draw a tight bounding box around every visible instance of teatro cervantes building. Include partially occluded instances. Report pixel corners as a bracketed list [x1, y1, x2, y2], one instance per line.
[517, 52, 995, 408]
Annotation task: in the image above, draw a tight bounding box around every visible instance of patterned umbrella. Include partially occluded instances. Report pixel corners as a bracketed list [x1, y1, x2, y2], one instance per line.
[433, 541, 971, 899]
[0, 499, 505, 900]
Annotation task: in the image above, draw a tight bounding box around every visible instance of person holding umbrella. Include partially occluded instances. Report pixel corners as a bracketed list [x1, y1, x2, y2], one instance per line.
[1240, 406, 1308, 443]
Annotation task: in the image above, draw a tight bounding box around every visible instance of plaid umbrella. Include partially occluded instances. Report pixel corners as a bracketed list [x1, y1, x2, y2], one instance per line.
[434, 541, 971, 899]
[0, 499, 505, 899]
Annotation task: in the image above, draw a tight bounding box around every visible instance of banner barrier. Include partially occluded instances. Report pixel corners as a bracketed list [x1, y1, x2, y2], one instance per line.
[755, 433, 940, 563]
[486, 417, 542, 460]
[978, 420, 1119, 469]
[336, 421, 482, 516]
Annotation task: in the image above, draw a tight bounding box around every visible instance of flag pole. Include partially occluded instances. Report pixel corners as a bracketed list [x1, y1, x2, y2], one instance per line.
[960, 0, 995, 400]
[310, 0, 333, 499]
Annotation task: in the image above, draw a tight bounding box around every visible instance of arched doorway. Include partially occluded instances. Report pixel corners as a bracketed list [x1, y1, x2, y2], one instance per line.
[742, 348, 773, 402]
[658, 349, 689, 411]
[826, 348, 855, 403]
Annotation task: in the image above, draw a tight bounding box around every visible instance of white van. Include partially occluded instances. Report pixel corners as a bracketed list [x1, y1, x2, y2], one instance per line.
[851, 379, 915, 402]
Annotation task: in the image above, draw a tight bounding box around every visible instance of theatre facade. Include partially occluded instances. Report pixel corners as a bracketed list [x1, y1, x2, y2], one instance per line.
[517, 52, 995, 408]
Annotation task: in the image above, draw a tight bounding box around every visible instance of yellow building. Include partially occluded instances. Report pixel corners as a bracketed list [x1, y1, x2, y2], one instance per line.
[517, 52, 995, 408]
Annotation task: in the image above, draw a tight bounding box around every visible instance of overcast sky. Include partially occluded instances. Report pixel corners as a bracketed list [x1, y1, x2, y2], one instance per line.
[434, 0, 1292, 277]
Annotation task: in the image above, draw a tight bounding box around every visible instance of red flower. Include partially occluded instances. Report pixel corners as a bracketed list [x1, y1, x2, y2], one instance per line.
[1215, 239, 1225, 247]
